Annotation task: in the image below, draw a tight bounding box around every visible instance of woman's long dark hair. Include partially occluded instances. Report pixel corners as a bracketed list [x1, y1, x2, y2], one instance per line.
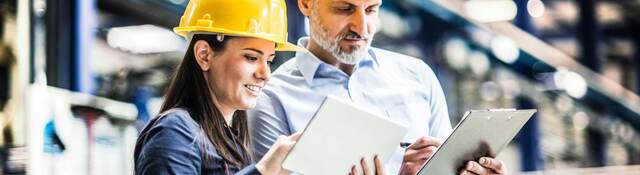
[160, 34, 253, 170]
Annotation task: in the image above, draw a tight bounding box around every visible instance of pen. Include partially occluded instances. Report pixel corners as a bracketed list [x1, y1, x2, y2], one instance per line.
[400, 142, 411, 148]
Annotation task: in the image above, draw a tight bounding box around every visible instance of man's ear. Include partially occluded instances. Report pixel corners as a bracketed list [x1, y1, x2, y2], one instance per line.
[298, 0, 312, 17]
[193, 40, 213, 71]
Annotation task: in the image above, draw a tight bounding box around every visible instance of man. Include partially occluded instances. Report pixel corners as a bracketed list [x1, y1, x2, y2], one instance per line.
[248, 0, 506, 174]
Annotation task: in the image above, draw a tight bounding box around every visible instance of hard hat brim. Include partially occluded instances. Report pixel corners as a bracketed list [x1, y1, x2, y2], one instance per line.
[175, 27, 306, 52]
[277, 42, 307, 52]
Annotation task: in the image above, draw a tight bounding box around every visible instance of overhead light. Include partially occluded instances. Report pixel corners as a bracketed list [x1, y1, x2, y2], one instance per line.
[107, 24, 186, 54]
[553, 70, 588, 98]
[378, 9, 411, 38]
[490, 35, 520, 64]
[444, 37, 469, 70]
[527, 0, 546, 18]
[34, 0, 46, 17]
[572, 111, 589, 130]
[465, 0, 517, 23]
[468, 51, 490, 76]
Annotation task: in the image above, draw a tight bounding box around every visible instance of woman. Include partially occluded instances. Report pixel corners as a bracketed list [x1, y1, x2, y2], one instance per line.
[133, 0, 305, 174]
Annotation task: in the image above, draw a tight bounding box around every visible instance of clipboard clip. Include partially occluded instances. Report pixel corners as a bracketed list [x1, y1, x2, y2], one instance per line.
[488, 108, 516, 112]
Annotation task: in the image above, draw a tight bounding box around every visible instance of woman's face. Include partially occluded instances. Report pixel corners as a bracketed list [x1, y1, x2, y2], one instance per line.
[197, 37, 275, 111]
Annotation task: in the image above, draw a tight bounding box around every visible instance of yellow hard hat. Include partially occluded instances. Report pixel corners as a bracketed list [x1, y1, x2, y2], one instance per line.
[174, 0, 305, 52]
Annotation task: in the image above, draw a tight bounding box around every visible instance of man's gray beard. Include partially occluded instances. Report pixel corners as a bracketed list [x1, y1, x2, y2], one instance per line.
[310, 17, 372, 65]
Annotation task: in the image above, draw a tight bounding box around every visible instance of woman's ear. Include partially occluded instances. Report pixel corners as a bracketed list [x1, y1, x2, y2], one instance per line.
[194, 40, 213, 71]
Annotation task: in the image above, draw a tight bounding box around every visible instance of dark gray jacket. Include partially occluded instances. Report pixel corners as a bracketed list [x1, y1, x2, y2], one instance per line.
[134, 108, 260, 175]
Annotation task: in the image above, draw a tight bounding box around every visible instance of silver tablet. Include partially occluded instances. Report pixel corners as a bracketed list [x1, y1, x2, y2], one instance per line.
[282, 95, 408, 175]
[417, 109, 537, 175]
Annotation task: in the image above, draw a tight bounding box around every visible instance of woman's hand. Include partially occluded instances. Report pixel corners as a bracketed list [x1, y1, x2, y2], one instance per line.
[256, 132, 301, 175]
[458, 157, 506, 175]
[349, 155, 385, 175]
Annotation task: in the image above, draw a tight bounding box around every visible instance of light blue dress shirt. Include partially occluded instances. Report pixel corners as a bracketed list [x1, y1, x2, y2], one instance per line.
[248, 37, 452, 174]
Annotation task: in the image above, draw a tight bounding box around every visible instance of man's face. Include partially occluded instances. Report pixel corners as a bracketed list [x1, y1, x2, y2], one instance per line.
[307, 0, 381, 65]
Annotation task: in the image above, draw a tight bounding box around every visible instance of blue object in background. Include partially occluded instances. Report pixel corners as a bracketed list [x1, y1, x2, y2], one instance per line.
[133, 86, 154, 124]
[43, 119, 65, 154]
[73, 0, 96, 93]
[511, 1, 544, 170]
[515, 96, 544, 171]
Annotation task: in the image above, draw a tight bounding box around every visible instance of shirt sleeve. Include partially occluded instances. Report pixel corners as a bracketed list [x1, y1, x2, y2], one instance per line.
[135, 114, 201, 175]
[247, 91, 291, 160]
[416, 60, 453, 140]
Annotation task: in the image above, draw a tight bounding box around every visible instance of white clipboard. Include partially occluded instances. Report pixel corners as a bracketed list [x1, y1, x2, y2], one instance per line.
[282, 95, 409, 175]
[417, 109, 537, 175]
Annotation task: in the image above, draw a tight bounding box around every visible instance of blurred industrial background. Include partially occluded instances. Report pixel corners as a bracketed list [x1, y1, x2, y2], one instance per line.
[0, 0, 639, 174]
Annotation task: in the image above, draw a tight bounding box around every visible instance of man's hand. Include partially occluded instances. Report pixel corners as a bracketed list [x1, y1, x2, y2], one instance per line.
[398, 136, 442, 175]
[458, 157, 506, 175]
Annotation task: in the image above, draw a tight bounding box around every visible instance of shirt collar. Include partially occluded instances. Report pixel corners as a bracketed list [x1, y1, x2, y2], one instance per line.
[295, 37, 379, 86]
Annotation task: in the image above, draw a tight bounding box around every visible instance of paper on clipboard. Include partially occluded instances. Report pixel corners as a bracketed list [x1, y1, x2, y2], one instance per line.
[282, 95, 409, 175]
[417, 109, 537, 175]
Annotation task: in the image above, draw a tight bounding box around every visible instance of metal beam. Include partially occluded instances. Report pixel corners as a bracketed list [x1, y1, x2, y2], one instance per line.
[577, 0, 602, 72]
[97, 0, 182, 28]
[45, 0, 73, 89]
